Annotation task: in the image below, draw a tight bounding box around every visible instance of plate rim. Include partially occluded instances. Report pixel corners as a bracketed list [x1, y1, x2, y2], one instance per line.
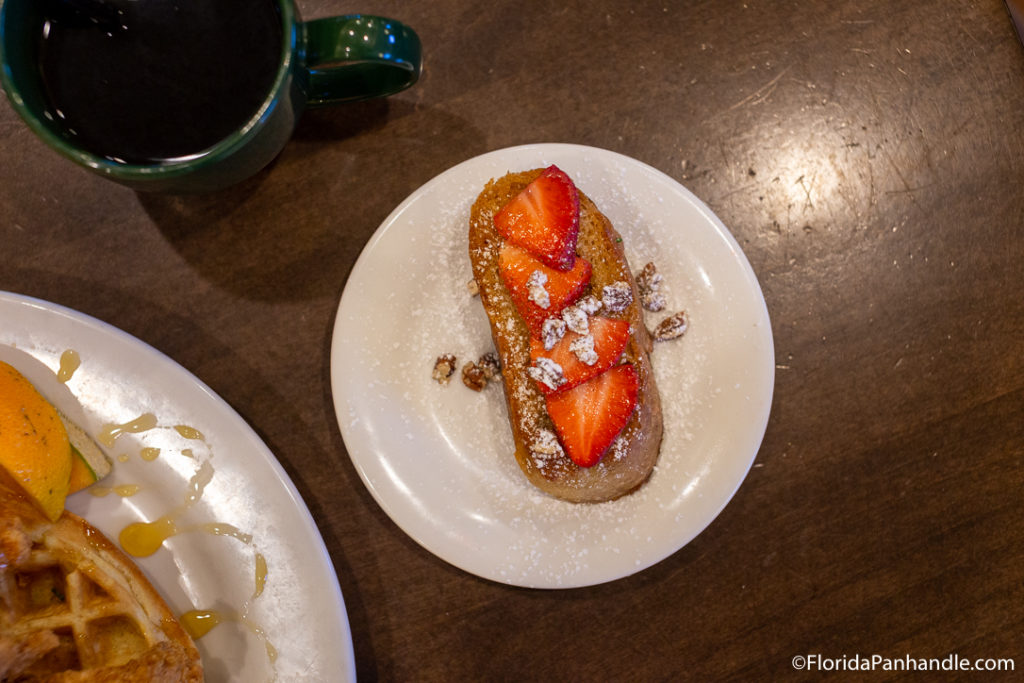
[330, 143, 775, 589]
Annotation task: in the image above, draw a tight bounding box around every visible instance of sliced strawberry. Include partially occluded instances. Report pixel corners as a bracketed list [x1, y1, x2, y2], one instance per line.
[529, 317, 631, 395]
[545, 364, 639, 468]
[498, 244, 591, 336]
[493, 165, 580, 270]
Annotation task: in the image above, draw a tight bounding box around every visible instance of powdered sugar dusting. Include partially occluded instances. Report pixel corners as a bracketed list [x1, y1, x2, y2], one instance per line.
[332, 145, 774, 588]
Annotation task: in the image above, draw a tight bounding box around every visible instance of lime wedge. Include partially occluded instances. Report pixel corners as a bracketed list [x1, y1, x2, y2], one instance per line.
[58, 409, 112, 491]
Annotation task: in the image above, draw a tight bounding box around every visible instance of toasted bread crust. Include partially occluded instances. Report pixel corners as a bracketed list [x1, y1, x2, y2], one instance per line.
[469, 169, 663, 503]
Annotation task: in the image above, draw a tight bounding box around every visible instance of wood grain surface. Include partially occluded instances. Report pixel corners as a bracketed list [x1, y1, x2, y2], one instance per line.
[1, 0, 1021, 680]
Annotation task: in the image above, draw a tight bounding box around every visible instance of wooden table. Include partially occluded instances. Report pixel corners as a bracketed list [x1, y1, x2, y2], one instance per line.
[2, 0, 1022, 679]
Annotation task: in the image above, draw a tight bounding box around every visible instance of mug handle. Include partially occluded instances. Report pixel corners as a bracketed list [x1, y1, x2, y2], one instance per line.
[301, 15, 422, 107]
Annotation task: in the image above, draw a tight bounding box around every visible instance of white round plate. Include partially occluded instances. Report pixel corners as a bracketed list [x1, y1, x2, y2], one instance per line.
[330, 143, 774, 589]
[0, 292, 355, 682]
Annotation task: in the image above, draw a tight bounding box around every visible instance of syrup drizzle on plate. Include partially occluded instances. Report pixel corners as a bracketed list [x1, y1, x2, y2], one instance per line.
[178, 545, 276, 663]
[96, 413, 158, 447]
[58, 348, 278, 676]
[89, 483, 140, 497]
[57, 349, 80, 383]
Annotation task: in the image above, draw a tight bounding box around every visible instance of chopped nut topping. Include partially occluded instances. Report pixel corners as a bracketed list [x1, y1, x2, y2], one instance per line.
[467, 279, 480, 297]
[477, 352, 501, 379]
[644, 291, 667, 312]
[541, 317, 567, 350]
[653, 311, 689, 341]
[432, 354, 457, 385]
[461, 361, 488, 391]
[636, 262, 666, 312]
[528, 357, 567, 391]
[561, 305, 589, 335]
[601, 281, 633, 313]
[569, 334, 598, 365]
[527, 270, 550, 309]
[531, 429, 565, 461]
[576, 294, 603, 315]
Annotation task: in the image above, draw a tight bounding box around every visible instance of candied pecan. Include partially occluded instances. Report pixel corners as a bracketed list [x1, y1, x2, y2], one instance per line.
[462, 361, 488, 391]
[530, 429, 565, 461]
[561, 304, 589, 335]
[653, 311, 689, 341]
[569, 334, 598, 365]
[432, 354, 457, 385]
[527, 270, 550, 309]
[601, 281, 633, 313]
[636, 262, 666, 312]
[528, 357, 566, 391]
[477, 352, 501, 379]
[576, 294, 603, 315]
[541, 318, 567, 350]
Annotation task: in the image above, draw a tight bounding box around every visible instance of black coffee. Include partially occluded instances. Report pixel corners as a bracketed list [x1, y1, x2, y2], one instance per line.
[36, 0, 283, 164]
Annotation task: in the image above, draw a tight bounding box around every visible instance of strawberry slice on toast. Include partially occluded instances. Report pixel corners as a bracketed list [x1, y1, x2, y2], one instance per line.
[493, 165, 580, 271]
[529, 316, 632, 395]
[498, 244, 591, 337]
[545, 364, 639, 468]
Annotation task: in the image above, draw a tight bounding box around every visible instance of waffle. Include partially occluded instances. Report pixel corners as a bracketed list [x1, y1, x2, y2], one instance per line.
[0, 469, 203, 682]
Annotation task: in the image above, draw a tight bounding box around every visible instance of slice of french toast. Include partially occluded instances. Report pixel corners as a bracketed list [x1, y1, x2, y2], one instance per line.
[469, 167, 663, 503]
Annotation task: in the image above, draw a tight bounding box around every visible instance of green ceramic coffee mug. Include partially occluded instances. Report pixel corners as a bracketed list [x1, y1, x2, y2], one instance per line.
[0, 0, 421, 192]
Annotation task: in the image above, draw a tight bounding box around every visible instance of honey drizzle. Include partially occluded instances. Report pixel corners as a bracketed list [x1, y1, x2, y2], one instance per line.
[57, 349, 81, 383]
[197, 522, 252, 545]
[183, 460, 214, 505]
[140, 447, 160, 461]
[181, 609, 221, 639]
[119, 517, 178, 557]
[118, 460, 213, 557]
[243, 616, 278, 663]
[89, 484, 140, 498]
[97, 413, 158, 448]
[174, 424, 204, 440]
[179, 606, 279, 663]
[253, 552, 268, 599]
[178, 547, 274, 660]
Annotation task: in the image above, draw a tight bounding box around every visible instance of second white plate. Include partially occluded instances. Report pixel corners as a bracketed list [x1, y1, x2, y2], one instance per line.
[330, 143, 774, 589]
[0, 292, 355, 680]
